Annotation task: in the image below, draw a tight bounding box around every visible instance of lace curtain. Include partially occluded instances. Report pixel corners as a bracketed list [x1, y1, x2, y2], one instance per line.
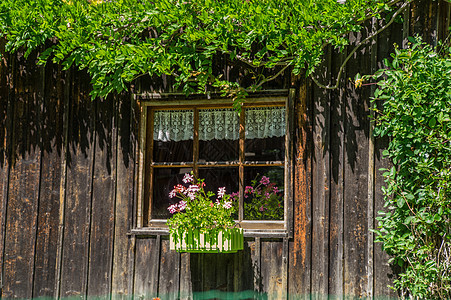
[153, 107, 285, 142]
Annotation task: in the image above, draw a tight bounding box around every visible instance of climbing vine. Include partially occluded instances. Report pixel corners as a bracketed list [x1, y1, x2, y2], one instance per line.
[364, 40, 451, 298]
[0, 0, 410, 102]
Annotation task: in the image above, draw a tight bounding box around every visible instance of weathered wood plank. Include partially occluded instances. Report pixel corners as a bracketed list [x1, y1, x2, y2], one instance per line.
[0, 41, 12, 299]
[311, 47, 331, 298]
[112, 92, 135, 298]
[2, 51, 42, 298]
[289, 75, 312, 299]
[32, 62, 64, 298]
[342, 30, 371, 297]
[179, 252, 192, 299]
[328, 47, 345, 297]
[260, 239, 284, 298]
[59, 70, 95, 298]
[158, 238, 180, 299]
[87, 96, 117, 297]
[133, 236, 159, 298]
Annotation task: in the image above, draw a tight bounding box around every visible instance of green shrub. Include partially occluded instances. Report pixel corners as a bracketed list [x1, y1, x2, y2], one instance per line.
[367, 40, 451, 298]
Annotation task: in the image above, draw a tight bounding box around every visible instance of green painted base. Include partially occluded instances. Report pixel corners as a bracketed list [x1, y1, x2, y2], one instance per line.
[169, 228, 244, 253]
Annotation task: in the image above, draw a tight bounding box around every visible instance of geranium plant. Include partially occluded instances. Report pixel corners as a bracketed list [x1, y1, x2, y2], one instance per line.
[234, 175, 284, 220]
[166, 172, 237, 235]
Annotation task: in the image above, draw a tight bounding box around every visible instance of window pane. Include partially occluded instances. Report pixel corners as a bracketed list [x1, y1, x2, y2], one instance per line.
[245, 136, 285, 161]
[152, 167, 192, 219]
[245, 107, 285, 161]
[199, 108, 239, 162]
[153, 110, 193, 162]
[198, 167, 239, 218]
[243, 166, 284, 220]
[153, 140, 193, 162]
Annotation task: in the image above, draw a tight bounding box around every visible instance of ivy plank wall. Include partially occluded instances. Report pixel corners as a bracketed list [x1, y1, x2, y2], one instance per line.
[0, 1, 449, 298]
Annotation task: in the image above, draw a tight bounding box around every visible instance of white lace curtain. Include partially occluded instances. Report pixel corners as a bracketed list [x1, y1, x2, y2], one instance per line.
[153, 107, 285, 142]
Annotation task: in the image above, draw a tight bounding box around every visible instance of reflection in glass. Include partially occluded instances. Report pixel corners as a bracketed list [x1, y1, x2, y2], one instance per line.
[243, 166, 284, 220]
[199, 108, 239, 162]
[152, 167, 192, 219]
[198, 167, 239, 219]
[153, 140, 193, 162]
[245, 136, 285, 161]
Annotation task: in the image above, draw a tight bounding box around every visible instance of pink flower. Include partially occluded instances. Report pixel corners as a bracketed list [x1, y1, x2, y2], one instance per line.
[244, 186, 254, 194]
[273, 186, 279, 194]
[217, 187, 226, 199]
[187, 185, 200, 193]
[260, 176, 270, 185]
[182, 173, 194, 183]
[168, 204, 177, 214]
[169, 189, 177, 198]
[187, 192, 196, 200]
[210, 202, 214, 208]
[259, 206, 266, 212]
[223, 201, 232, 209]
[230, 192, 239, 200]
[174, 184, 186, 193]
[265, 192, 270, 199]
[178, 201, 187, 211]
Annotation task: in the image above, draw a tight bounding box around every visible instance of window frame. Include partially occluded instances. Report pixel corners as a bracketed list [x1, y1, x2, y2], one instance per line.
[134, 92, 294, 238]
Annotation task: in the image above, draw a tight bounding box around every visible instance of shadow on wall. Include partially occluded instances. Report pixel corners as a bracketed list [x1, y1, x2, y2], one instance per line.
[0, 49, 136, 173]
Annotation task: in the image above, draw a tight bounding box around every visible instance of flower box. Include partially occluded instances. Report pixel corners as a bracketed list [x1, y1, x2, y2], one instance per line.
[169, 228, 243, 253]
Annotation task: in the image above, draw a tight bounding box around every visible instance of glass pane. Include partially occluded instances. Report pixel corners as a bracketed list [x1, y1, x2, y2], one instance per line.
[153, 109, 193, 162]
[245, 107, 285, 161]
[153, 140, 193, 162]
[243, 166, 284, 220]
[198, 167, 239, 218]
[152, 167, 192, 219]
[199, 108, 239, 162]
[245, 136, 285, 161]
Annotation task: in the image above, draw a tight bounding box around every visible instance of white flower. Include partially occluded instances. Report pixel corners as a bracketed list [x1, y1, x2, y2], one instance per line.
[223, 201, 232, 209]
[217, 187, 226, 199]
[182, 173, 194, 183]
[337, 0, 346, 3]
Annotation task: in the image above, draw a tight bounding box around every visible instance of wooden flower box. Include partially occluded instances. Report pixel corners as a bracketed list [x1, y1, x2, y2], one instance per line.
[169, 228, 243, 253]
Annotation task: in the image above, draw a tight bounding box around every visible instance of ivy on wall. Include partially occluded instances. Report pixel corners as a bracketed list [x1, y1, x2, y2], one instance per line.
[365, 40, 451, 298]
[0, 0, 410, 103]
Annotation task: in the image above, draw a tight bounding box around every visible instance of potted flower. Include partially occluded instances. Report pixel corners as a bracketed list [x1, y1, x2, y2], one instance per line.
[167, 173, 243, 253]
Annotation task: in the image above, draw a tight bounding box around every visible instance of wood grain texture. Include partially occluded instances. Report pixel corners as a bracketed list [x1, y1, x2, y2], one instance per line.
[2, 51, 42, 299]
[289, 75, 312, 299]
[59, 70, 95, 298]
[311, 47, 331, 298]
[158, 238, 180, 299]
[32, 62, 63, 298]
[260, 240, 284, 298]
[87, 96, 117, 297]
[342, 29, 371, 297]
[111, 93, 135, 298]
[133, 236, 159, 298]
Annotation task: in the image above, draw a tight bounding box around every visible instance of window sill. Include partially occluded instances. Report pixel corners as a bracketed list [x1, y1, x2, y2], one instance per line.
[129, 220, 289, 238]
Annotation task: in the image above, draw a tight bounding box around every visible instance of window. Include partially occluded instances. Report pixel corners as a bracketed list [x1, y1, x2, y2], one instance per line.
[136, 94, 293, 237]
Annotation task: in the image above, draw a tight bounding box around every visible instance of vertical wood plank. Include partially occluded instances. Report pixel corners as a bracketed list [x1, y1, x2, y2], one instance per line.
[0, 41, 12, 299]
[328, 48, 345, 297]
[133, 237, 159, 298]
[87, 96, 117, 297]
[179, 252, 192, 299]
[32, 61, 64, 298]
[311, 47, 331, 298]
[260, 240, 284, 298]
[2, 51, 42, 299]
[342, 29, 371, 297]
[59, 70, 95, 298]
[289, 75, 312, 299]
[158, 238, 180, 299]
[112, 92, 135, 298]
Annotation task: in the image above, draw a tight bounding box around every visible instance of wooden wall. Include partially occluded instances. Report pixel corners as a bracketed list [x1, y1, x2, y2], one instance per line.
[0, 1, 449, 298]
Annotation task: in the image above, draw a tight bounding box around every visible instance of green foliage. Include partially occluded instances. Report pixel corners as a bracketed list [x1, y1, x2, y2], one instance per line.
[365, 40, 451, 298]
[166, 173, 237, 236]
[0, 0, 402, 101]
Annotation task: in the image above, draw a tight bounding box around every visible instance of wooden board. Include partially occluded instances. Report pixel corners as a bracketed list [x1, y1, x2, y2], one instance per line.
[133, 236, 160, 298]
[289, 75, 312, 299]
[310, 47, 331, 297]
[86, 95, 117, 297]
[328, 48, 345, 297]
[59, 70, 95, 298]
[32, 62, 63, 298]
[158, 238, 180, 299]
[2, 51, 42, 298]
[0, 41, 11, 298]
[260, 239, 284, 298]
[342, 30, 371, 297]
[111, 92, 135, 298]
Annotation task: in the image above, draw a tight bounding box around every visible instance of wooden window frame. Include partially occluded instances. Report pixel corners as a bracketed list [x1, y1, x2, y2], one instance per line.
[133, 91, 295, 238]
